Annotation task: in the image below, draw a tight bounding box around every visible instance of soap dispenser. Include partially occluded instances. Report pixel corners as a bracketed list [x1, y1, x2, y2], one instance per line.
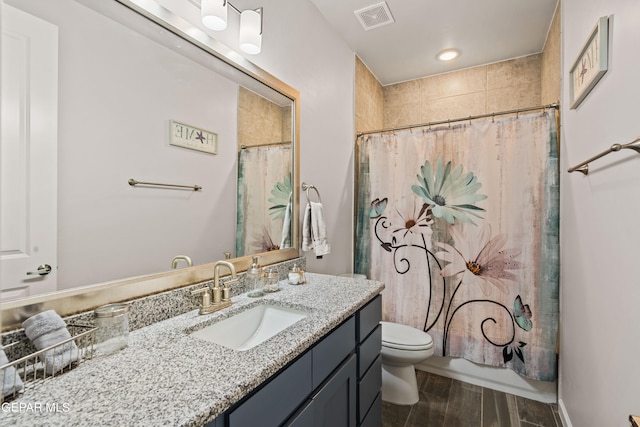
[246, 256, 264, 298]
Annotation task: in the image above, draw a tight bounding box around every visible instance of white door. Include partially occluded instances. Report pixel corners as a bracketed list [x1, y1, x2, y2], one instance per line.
[1, 4, 58, 300]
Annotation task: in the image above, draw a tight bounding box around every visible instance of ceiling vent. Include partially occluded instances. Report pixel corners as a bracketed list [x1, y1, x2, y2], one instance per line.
[354, 2, 395, 31]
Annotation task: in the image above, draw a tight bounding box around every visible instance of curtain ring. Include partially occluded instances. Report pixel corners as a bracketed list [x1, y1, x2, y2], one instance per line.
[516, 109, 520, 119]
[492, 113, 495, 123]
[448, 119, 451, 128]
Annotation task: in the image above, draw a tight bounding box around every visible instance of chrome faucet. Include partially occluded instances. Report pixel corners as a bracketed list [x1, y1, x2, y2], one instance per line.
[171, 255, 192, 269]
[191, 260, 238, 315]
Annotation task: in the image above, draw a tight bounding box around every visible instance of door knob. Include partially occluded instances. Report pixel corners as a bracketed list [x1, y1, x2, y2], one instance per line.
[26, 264, 52, 276]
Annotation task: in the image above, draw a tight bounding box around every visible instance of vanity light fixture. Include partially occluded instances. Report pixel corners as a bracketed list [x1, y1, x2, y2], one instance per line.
[200, 0, 263, 55]
[437, 49, 460, 61]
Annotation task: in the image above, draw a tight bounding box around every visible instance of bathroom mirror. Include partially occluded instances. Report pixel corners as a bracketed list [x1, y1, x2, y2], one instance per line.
[0, 0, 300, 326]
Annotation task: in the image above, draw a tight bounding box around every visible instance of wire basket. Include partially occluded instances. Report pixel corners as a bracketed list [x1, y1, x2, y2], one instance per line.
[0, 324, 96, 403]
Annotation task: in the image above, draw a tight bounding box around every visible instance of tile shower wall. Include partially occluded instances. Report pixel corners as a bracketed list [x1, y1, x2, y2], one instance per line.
[238, 87, 292, 147]
[355, 56, 384, 133]
[383, 54, 543, 128]
[541, 3, 561, 105]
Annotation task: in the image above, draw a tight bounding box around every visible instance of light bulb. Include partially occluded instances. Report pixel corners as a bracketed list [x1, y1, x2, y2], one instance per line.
[437, 49, 460, 61]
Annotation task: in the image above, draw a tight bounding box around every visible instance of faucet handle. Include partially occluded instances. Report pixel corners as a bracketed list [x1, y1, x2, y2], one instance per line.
[191, 287, 212, 312]
[223, 278, 239, 287]
[221, 278, 238, 302]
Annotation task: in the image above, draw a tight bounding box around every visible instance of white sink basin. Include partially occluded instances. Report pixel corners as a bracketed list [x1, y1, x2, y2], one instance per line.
[190, 304, 310, 351]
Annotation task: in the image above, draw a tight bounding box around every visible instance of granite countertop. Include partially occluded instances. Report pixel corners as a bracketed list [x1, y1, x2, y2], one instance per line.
[2, 273, 384, 427]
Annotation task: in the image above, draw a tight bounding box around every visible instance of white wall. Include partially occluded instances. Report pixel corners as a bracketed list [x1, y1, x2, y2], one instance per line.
[560, 1, 640, 426]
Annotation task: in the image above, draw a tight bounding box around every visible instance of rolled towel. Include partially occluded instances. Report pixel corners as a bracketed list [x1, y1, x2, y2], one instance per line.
[22, 310, 67, 342]
[22, 310, 79, 375]
[0, 348, 24, 399]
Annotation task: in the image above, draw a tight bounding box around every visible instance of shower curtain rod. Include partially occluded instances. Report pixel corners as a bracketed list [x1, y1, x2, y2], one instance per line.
[356, 103, 560, 137]
[240, 141, 291, 149]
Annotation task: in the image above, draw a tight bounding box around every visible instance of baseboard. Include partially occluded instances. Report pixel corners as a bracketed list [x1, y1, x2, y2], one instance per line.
[557, 398, 572, 427]
[416, 356, 557, 404]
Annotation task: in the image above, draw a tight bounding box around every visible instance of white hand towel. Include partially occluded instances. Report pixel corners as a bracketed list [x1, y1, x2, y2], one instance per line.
[1, 348, 23, 399]
[302, 201, 331, 258]
[22, 310, 79, 375]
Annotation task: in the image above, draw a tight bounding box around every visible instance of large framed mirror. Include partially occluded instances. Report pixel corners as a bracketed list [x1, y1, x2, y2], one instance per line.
[0, 0, 300, 327]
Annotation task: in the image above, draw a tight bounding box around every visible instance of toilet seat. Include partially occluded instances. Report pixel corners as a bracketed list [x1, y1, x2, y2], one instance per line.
[381, 321, 433, 351]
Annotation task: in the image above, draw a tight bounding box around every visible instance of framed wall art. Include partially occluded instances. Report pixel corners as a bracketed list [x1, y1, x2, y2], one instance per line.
[170, 120, 218, 154]
[569, 16, 609, 109]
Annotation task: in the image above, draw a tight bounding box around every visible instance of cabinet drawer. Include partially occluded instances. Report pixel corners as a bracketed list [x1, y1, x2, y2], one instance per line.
[357, 295, 381, 343]
[312, 316, 356, 388]
[357, 355, 381, 424]
[358, 324, 381, 378]
[359, 392, 381, 427]
[227, 351, 312, 427]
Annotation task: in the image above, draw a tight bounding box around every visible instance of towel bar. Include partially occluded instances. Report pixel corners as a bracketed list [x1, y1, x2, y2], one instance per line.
[568, 136, 640, 175]
[128, 178, 202, 191]
[302, 182, 322, 203]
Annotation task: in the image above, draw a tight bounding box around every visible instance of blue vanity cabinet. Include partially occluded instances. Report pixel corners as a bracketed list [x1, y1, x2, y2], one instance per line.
[207, 294, 382, 427]
[356, 295, 382, 426]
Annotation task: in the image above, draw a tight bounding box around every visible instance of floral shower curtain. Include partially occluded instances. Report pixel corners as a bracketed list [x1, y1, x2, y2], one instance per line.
[236, 144, 292, 256]
[355, 110, 559, 381]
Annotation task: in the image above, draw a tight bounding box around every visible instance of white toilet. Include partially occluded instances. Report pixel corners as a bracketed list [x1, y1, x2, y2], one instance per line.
[380, 321, 434, 405]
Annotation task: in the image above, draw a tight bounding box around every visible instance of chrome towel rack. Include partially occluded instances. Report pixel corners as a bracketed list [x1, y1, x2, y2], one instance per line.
[128, 178, 202, 191]
[568, 136, 640, 175]
[302, 182, 322, 203]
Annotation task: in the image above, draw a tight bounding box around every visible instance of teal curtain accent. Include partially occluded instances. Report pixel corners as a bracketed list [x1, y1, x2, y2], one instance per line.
[355, 138, 371, 276]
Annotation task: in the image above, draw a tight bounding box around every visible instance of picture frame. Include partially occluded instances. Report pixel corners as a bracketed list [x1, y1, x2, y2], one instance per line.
[169, 120, 218, 154]
[569, 16, 609, 109]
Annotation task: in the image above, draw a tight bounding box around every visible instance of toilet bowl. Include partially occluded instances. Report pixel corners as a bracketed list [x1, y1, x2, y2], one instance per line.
[380, 321, 434, 405]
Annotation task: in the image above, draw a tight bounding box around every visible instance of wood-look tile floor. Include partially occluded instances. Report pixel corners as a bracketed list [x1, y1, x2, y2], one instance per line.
[382, 370, 562, 427]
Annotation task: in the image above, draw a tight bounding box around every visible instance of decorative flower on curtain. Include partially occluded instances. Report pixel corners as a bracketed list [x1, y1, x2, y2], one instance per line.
[250, 225, 280, 252]
[434, 224, 523, 295]
[268, 175, 292, 220]
[411, 158, 487, 225]
[389, 197, 434, 247]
